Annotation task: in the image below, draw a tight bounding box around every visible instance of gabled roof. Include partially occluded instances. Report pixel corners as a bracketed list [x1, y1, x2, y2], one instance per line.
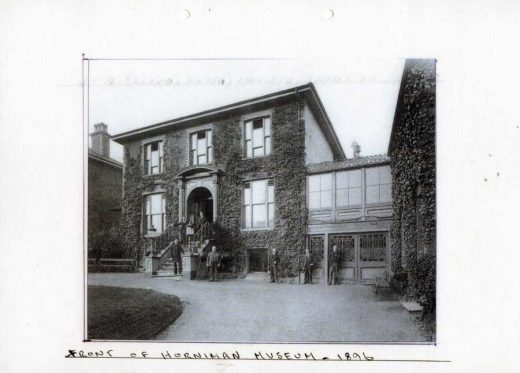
[112, 83, 346, 160]
[306, 154, 390, 175]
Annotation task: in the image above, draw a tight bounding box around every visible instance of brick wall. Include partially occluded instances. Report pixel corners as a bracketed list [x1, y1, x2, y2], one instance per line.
[88, 156, 123, 255]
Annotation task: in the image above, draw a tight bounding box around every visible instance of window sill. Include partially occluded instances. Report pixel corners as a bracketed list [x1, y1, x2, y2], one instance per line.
[143, 172, 164, 178]
[240, 227, 275, 232]
[189, 162, 213, 167]
[143, 234, 161, 239]
[241, 154, 272, 161]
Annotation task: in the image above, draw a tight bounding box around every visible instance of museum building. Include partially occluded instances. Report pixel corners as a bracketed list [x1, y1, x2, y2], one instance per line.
[112, 83, 392, 283]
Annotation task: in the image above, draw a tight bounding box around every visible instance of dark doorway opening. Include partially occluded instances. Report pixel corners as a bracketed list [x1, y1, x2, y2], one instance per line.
[187, 187, 213, 228]
[248, 248, 268, 272]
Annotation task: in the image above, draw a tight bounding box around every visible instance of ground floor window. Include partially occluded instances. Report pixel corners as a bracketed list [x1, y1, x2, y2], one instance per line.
[144, 193, 166, 234]
[243, 179, 274, 229]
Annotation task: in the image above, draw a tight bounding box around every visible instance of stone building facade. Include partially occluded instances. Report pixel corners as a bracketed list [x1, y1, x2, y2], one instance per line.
[388, 59, 436, 307]
[113, 83, 394, 282]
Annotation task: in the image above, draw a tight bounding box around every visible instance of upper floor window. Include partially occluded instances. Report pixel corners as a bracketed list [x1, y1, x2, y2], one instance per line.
[245, 117, 271, 158]
[308, 173, 332, 210]
[365, 165, 392, 204]
[144, 193, 166, 234]
[144, 141, 163, 175]
[336, 169, 362, 207]
[243, 179, 274, 229]
[190, 129, 212, 165]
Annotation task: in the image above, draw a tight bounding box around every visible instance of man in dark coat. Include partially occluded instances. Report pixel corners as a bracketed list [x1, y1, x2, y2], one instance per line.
[303, 248, 314, 284]
[328, 245, 340, 285]
[268, 248, 279, 283]
[175, 216, 188, 245]
[171, 239, 184, 275]
[207, 245, 220, 282]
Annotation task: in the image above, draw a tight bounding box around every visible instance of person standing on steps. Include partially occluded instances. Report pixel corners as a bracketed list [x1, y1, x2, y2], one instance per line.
[207, 245, 220, 282]
[268, 247, 279, 283]
[171, 239, 184, 275]
[175, 216, 188, 245]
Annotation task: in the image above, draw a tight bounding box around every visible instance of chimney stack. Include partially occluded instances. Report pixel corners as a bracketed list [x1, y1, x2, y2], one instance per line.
[351, 141, 361, 159]
[90, 123, 111, 158]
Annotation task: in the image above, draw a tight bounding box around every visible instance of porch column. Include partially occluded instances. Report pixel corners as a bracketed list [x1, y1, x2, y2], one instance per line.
[177, 178, 185, 222]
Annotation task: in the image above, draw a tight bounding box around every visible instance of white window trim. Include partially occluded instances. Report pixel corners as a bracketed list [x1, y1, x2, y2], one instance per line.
[241, 109, 273, 159]
[142, 192, 166, 237]
[187, 124, 213, 166]
[242, 178, 275, 231]
[142, 135, 165, 176]
[307, 173, 334, 211]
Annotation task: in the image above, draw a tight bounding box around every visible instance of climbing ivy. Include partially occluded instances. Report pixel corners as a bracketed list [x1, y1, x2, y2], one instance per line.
[389, 61, 436, 311]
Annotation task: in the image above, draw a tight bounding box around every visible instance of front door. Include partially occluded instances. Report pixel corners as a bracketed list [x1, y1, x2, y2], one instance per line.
[248, 248, 267, 272]
[308, 235, 326, 283]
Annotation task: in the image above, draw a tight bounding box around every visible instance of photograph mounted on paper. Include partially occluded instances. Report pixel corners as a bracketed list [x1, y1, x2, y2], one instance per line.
[84, 57, 436, 343]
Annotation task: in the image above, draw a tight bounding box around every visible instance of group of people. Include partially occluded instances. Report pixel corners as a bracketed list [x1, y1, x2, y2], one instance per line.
[170, 231, 342, 284]
[170, 238, 220, 280]
[268, 245, 341, 285]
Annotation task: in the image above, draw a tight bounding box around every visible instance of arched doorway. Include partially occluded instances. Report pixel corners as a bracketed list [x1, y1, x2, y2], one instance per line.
[187, 187, 213, 228]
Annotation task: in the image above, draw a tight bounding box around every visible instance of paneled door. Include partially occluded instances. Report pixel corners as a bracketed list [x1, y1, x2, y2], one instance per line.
[308, 235, 326, 283]
[328, 232, 389, 283]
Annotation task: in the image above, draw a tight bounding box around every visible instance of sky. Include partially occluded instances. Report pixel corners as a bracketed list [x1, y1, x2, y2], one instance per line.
[88, 58, 405, 162]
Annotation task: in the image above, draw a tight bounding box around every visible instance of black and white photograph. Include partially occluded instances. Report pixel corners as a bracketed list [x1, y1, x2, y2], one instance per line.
[2, 1, 520, 372]
[85, 57, 436, 343]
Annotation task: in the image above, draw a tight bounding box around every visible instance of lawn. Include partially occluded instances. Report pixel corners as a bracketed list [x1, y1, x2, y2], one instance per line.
[88, 285, 183, 340]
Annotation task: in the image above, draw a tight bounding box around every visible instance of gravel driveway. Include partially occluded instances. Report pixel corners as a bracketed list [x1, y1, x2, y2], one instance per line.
[88, 273, 430, 343]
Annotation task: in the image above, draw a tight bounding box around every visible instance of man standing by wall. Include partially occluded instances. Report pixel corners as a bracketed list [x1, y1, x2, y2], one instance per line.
[303, 248, 314, 284]
[207, 245, 220, 282]
[268, 248, 279, 283]
[328, 245, 340, 285]
[171, 239, 184, 276]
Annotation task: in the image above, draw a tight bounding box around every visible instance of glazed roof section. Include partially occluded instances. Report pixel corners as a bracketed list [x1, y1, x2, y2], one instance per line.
[111, 83, 346, 161]
[306, 154, 390, 175]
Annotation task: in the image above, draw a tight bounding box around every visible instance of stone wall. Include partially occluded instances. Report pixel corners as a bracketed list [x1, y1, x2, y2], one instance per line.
[389, 59, 436, 309]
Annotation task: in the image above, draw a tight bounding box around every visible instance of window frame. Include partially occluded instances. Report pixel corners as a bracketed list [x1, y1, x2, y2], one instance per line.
[365, 165, 392, 205]
[242, 179, 275, 230]
[189, 129, 213, 166]
[143, 192, 166, 236]
[143, 140, 164, 176]
[308, 173, 333, 211]
[335, 169, 362, 209]
[242, 110, 273, 159]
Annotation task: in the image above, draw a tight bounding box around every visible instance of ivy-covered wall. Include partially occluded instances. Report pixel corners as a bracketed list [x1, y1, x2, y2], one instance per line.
[213, 99, 307, 278]
[119, 97, 307, 278]
[120, 131, 188, 261]
[389, 59, 436, 309]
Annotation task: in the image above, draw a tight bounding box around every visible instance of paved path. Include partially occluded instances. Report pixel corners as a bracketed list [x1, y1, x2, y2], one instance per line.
[88, 273, 429, 343]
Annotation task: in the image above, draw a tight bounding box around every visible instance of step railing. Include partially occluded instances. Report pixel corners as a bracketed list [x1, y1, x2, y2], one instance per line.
[143, 223, 180, 259]
[189, 221, 217, 253]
